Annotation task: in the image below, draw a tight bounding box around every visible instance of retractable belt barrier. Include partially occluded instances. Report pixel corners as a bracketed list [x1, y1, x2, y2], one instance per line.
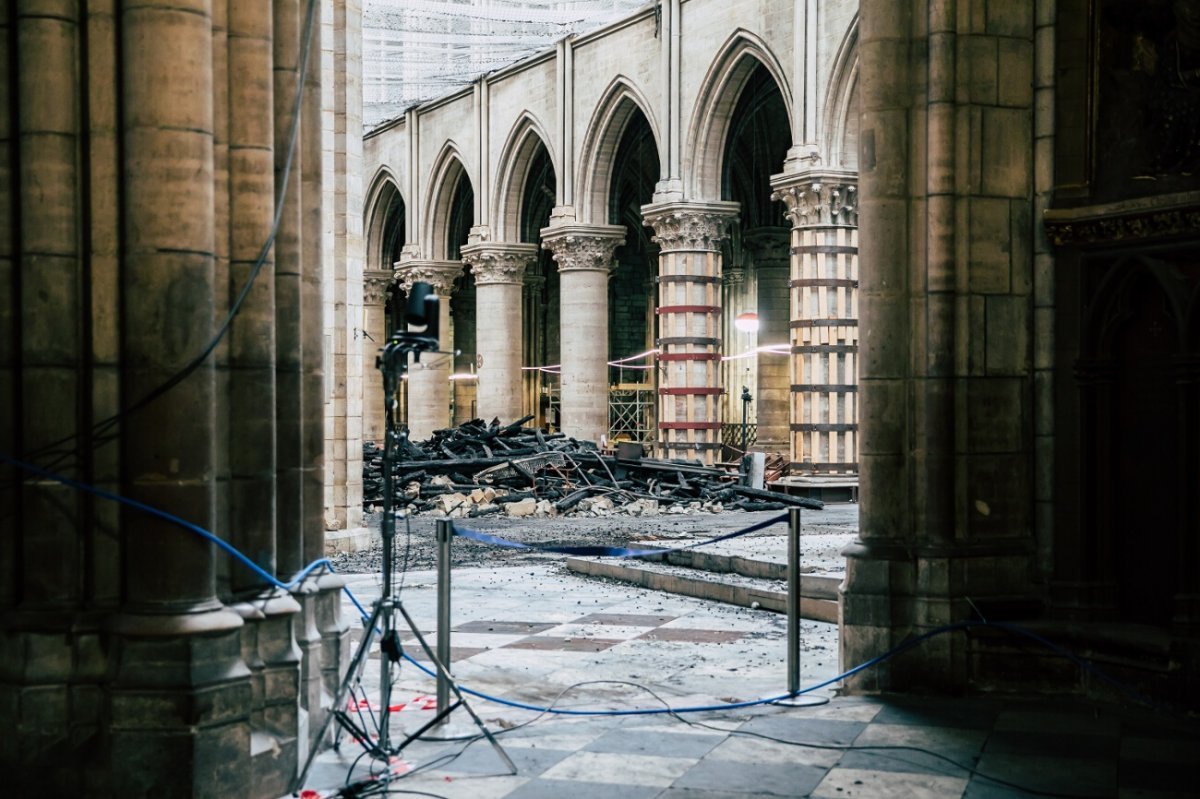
[2, 451, 1172, 721]
[449, 511, 788, 558]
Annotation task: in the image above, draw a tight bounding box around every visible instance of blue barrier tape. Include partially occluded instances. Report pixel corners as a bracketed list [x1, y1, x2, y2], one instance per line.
[451, 512, 788, 559]
[4, 452, 1173, 718]
[1, 453, 332, 592]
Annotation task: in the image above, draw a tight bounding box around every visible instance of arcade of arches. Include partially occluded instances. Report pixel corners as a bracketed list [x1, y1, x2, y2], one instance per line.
[2, 0, 1200, 795]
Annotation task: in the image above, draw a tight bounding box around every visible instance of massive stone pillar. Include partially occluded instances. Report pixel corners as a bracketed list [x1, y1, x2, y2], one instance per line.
[395, 261, 461, 440]
[322, 0, 364, 538]
[642, 202, 738, 464]
[224, 10, 303, 793]
[743, 228, 792, 453]
[540, 225, 625, 443]
[227, 0, 279, 594]
[111, 1, 251, 795]
[273, 0, 306, 581]
[1, 6, 91, 793]
[362, 269, 393, 444]
[461, 243, 538, 424]
[843, 0, 1038, 692]
[771, 172, 859, 474]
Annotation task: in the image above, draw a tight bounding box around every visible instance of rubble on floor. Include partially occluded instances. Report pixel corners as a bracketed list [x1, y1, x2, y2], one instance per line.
[362, 416, 822, 519]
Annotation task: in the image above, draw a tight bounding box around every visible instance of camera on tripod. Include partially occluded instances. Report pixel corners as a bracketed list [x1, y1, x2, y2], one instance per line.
[377, 281, 441, 396]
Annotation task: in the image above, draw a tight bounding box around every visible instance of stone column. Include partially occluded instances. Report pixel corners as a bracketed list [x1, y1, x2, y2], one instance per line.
[743, 228, 792, 453]
[462, 243, 538, 423]
[3, 6, 87, 794]
[540, 225, 625, 443]
[273, 0, 305, 581]
[112, 2, 251, 795]
[641, 202, 739, 464]
[321, 0, 364, 538]
[395, 261, 461, 440]
[771, 172, 859, 474]
[362, 269, 393, 444]
[227, 0, 278, 594]
[843, 0, 1037, 693]
[12, 3, 83, 611]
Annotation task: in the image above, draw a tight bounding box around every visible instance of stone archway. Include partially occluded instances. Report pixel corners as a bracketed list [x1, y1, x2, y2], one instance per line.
[362, 173, 406, 443]
[720, 63, 793, 455]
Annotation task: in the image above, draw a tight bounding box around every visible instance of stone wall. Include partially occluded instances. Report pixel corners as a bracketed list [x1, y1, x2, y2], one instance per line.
[0, 1, 354, 794]
[843, 0, 1040, 692]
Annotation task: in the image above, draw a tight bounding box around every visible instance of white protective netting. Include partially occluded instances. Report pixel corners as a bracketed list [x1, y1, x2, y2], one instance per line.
[364, 0, 652, 129]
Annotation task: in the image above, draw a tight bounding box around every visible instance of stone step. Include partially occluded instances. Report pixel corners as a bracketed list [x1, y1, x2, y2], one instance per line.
[565, 556, 840, 624]
[643, 548, 841, 598]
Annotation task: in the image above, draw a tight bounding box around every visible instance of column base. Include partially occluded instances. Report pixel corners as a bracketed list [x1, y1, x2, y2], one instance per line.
[324, 525, 375, 555]
[109, 608, 253, 799]
[292, 582, 326, 756]
[316, 573, 351, 704]
[839, 538, 1038, 695]
[231, 590, 304, 799]
[0, 611, 109, 797]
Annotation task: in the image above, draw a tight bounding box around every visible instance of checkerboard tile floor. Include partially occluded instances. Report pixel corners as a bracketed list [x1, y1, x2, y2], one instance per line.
[304, 694, 1199, 798]
[300, 569, 1199, 798]
[390, 613, 750, 661]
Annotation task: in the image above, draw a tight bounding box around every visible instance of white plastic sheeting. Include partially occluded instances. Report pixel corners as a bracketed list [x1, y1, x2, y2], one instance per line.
[364, 0, 650, 128]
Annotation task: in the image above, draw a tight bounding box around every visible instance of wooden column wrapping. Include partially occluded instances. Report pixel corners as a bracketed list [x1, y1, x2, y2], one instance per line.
[642, 203, 738, 465]
[790, 223, 859, 473]
[772, 173, 859, 474]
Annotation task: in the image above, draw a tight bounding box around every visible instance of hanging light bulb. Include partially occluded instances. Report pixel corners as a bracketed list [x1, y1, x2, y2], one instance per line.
[734, 311, 760, 333]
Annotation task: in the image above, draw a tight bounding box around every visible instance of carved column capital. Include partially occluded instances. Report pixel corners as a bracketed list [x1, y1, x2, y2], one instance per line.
[363, 269, 394, 306]
[539, 224, 625, 274]
[394, 260, 463, 294]
[770, 169, 858, 227]
[641, 201, 740, 252]
[460, 242, 539, 285]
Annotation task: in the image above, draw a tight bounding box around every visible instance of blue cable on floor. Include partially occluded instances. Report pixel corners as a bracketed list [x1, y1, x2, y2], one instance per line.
[1, 452, 1168, 718]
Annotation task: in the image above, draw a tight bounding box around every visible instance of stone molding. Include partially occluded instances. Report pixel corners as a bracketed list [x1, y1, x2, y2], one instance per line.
[460, 242, 539, 285]
[539, 223, 626, 274]
[723, 265, 747, 286]
[363, 269, 393, 306]
[394, 260, 463, 294]
[770, 169, 859, 228]
[641, 201, 740, 252]
[1044, 191, 1200, 247]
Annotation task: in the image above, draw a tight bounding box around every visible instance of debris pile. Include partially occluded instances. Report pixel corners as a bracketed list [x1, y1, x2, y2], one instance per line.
[363, 416, 822, 518]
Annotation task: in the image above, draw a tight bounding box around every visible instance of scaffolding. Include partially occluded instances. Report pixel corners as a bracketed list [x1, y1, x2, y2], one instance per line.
[364, 0, 650, 128]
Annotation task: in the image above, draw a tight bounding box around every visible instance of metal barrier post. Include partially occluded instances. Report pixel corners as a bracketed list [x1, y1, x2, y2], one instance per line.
[787, 507, 801, 695]
[436, 519, 452, 717]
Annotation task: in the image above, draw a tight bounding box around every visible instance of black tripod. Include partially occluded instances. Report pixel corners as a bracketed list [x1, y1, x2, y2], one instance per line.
[292, 284, 515, 796]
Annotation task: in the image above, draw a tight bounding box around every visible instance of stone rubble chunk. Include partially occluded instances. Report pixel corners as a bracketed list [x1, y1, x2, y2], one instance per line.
[506, 498, 538, 517]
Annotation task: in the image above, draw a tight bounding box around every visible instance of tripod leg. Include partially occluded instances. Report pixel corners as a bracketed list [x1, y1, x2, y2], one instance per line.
[394, 601, 518, 775]
[291, 597, 388, 794]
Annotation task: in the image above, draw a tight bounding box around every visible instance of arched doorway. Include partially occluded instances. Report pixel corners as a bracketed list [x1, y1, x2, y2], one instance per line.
[520, 145, 559, 427]
[447, 172, 476, 424]
[607, 108, 660, 444]
[720, 62, 792, 455]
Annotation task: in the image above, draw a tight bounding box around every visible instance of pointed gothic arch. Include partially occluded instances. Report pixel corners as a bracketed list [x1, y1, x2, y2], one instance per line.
[685, 29, 793, 200]
[822, 14, 860, 170]
[576, 75, 662, 224]
[423, 141, 473, 261]
[493, 112, 557, 243]
[364, 167, 406, 271]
